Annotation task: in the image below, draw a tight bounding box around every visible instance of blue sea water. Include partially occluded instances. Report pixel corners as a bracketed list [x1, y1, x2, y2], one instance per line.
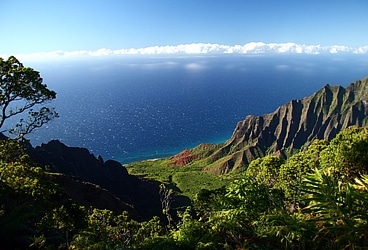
[26, 54, 368, 163]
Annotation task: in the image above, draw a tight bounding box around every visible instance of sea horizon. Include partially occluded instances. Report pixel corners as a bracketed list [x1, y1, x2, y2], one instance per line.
[23, 54, 368, 164]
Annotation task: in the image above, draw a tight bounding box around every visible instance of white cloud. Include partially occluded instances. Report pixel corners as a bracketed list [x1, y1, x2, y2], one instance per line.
[2, 42, 368, 61]
[354, 46, 368, 54]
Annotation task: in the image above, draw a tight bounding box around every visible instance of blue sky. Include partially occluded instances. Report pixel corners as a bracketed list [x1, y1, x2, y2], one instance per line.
[1, 0, 368, 56]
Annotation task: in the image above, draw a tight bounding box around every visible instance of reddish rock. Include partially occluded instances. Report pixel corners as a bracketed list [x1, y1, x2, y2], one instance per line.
[169, 149, 197, 166]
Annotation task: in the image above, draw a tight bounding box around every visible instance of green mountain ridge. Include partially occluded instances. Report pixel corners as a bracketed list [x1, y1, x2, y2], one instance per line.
[170, 77, 368, 174]
[2, 76, 368, 249]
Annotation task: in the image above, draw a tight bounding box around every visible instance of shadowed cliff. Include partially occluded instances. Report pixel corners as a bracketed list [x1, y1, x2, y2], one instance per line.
[30, 140, 190, 221]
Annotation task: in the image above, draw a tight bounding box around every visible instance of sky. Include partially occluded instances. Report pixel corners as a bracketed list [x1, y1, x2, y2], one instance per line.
[1, 0, 368, 59]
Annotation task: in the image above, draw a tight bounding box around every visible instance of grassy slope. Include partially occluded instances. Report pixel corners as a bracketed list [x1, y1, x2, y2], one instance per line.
[126, 158, 234, 199]
[127, 78, 368, 199]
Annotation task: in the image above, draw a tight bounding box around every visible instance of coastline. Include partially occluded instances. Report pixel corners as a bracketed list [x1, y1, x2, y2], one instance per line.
[115, 135, 230, 164]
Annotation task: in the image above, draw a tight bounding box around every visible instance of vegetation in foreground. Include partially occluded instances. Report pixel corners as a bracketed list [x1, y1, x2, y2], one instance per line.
[1, 126, 368, 249]
[127, 158, 230, 200]
[1, 56, 368, 249]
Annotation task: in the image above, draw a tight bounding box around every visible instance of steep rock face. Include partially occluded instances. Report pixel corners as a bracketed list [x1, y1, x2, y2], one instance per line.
[30, 140, 178, 220]
[47, 173, 142, 220]
[32, 140, 129, 182]
[207, 78, 368, 174]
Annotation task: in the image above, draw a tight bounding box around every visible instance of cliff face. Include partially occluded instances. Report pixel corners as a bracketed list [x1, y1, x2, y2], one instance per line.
[47, 173, 142, 220]
[205, 78, 368, 174]
[30, 140, 190, 221]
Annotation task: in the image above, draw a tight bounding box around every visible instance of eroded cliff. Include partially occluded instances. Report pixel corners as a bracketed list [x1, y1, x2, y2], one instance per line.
[169, 78, 368, 174]
[205, 78, 368, 173]
[30, 140, 191, 220]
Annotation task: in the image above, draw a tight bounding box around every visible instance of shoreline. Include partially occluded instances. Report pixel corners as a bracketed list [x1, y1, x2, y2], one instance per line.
[115, 135, 230, 164]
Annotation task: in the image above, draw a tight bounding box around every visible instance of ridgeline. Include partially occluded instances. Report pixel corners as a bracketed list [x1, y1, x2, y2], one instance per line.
[170, 78, 368, 173]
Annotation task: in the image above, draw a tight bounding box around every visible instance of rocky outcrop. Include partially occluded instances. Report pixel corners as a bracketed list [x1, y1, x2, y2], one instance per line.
[47, 173, 142, 220]
[170, 149, 197, 166]
[205, 78, 368, 174]
[169, 144, 220, 166]
[30, 140, 191, 220]
[31, 140, 129, 183]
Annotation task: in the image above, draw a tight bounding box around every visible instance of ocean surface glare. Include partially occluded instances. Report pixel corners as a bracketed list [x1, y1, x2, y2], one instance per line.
[27, 54, 368, 163]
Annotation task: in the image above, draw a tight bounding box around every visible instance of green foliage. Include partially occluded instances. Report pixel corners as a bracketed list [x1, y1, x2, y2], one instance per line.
[0, 138, 29, 163]
[127, 159, 228, 199]
[1, 161, 50, 197]
[320, 126, 368, 180]
[0, 140, 58, 198]
[191, 179, 286, 249]
[172, 208, 218, 249]
[225, 178, 283, 217]
[38, 202, 87, 248]
[71, 209, 124, 249]
[246, 155, 284, 188]
[0, 140, 86, 248]
[302, 169, 368, 249]
[254, 211, 316, 250]
[0, 56, 58, 140]
[70, 209, 166, 249]
[194, 187, 226, 220]
[277, 139, 328, 202]
[127, 159, 178, 182]
[123, 127, 368, 249]
[2, 120, 368, 249]
[172, 171, 225, 199]
[123, 127, 367, 248]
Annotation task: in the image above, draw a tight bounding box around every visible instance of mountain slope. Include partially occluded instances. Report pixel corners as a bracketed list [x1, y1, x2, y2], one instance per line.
[171, 78, 368, 174]
[30, 140, 191, 220]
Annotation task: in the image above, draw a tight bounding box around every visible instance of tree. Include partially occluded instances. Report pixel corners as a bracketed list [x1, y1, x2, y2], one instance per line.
[0, 56, 58, 140]
[320, 126, 368, 180]
[277, 139, 328, 202]
[0, 139, 85, 249]
[245, 155, 284, 188]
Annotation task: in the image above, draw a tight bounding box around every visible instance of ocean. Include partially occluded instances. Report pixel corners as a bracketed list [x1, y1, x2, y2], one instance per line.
[25, 54, 368, 163]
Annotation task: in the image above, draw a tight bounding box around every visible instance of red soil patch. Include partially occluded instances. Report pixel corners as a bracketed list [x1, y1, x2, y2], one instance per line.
[169, 149, 196, 166]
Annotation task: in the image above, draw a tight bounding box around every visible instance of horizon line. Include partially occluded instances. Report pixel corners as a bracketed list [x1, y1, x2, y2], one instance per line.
[2, 42, 368, 61]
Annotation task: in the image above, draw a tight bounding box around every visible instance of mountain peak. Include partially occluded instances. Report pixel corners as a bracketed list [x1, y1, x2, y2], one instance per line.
[201, 77, 368, 174]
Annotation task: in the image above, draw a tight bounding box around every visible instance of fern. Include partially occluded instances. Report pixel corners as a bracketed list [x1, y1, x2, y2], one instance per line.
[302, 169, 368, 249]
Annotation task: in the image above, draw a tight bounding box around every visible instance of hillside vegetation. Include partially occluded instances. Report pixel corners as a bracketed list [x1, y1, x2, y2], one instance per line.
[2, 126, 368, 249]
[1, 70, 368, 248]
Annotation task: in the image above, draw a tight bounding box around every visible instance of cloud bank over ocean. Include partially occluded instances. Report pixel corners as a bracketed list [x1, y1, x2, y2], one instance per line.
[4, 42, 368, 61]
